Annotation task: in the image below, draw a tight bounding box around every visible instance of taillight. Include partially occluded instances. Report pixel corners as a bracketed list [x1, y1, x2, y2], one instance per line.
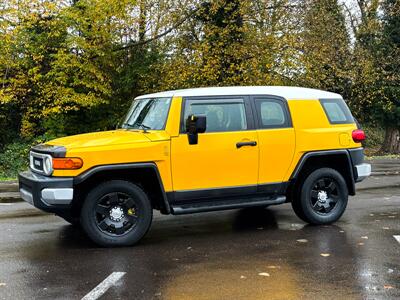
[53, 158, 83, 170]
[352, 129, 366, 143]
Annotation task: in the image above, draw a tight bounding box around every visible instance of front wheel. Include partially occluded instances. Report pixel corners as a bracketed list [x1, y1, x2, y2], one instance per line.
[292, 168, 348, 225]
[81, 180, 153, 247]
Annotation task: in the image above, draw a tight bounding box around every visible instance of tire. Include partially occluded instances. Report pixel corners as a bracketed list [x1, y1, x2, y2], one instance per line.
[80, 180, 153, 247]
[291, 168, 348, 225]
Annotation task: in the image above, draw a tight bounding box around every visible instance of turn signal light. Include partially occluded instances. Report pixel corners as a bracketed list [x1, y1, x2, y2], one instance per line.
[352, 129, 366, 143]
[52, 158, 83, 170]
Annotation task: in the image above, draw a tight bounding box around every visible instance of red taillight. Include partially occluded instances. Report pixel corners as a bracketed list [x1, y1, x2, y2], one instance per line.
[352, 129, 366, 143]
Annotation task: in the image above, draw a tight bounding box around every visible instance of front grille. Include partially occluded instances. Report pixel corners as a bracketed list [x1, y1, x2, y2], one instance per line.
[32, 156, 44, 172]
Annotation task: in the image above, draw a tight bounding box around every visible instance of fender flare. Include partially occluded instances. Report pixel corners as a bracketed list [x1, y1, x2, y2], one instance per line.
[74, 162, 171, 214]
[290, 150, 355, 195]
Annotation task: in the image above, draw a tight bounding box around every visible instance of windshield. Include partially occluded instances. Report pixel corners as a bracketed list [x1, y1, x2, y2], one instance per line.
[121, 97, 172, 130]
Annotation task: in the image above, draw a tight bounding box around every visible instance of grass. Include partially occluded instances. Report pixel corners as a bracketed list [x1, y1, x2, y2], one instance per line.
[0, 177, 17, 182]
[366, 154, 400, 160]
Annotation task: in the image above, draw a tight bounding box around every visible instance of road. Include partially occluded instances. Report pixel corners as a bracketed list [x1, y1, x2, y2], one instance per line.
[0, 187, 399, 300]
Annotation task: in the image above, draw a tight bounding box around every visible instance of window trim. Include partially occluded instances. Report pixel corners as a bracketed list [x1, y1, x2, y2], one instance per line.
[319, 98, 354, 125]
[180, 96, 255, 134]
[123, 97, 172, 131]
[251, 96, 293, 129]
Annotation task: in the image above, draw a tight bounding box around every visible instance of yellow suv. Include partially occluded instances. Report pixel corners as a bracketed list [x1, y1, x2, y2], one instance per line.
[19, 86, 371, 247]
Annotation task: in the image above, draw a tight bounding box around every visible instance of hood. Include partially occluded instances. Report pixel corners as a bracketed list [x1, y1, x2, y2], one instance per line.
[46, 130, 151, 150]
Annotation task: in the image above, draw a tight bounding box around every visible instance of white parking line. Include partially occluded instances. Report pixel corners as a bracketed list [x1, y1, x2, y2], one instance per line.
[394, 235, 400, 244]
[81, 272, 126, 300]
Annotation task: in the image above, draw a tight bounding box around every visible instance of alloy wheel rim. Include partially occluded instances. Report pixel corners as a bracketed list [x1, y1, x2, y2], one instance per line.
[94, 192, 138, 236]
[310, 177, 340, 215]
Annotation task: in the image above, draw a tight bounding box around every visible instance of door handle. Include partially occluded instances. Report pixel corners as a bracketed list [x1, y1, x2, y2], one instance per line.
[236, 141, 257, 148]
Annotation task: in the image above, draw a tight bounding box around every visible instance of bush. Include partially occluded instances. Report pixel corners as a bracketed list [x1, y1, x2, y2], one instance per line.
[363, 126, 385, 156]
[0, 140, 41, 179]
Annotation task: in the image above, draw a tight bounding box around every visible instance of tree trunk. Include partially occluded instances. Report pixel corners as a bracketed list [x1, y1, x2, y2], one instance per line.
[380, 127, 400, 154]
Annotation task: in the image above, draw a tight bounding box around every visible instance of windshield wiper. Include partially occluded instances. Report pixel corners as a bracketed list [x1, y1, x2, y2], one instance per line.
[137, 123, 151, 133]
[122, 122, 136, 129]
[122, 122, 151, 132]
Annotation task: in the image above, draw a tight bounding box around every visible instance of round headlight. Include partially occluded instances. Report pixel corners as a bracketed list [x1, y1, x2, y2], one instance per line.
[43, 156, 53, 175]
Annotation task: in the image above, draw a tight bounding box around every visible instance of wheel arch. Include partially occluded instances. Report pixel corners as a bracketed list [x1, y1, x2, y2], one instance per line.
[288, 150, 356, 200]
[71, 163, 171, 218]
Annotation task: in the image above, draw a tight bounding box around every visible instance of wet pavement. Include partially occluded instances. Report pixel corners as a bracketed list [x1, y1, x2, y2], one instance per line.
[0, 187, 399, 300]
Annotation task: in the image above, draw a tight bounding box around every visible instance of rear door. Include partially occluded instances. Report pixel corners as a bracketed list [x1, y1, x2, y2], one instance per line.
[251, 96, 295, 185]
[171, 96, 259, 200]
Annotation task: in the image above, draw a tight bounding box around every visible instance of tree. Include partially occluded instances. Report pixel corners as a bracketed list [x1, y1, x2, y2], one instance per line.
[299, 0, 352, 96]
[378, 0, 400, 153]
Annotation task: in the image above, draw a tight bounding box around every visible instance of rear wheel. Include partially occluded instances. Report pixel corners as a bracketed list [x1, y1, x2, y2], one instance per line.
[80, 180, 152, 247]
[291, 168, 348, 224]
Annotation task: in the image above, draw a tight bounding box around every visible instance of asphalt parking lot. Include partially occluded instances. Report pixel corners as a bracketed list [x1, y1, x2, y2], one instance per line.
[0, 181, 399, 299]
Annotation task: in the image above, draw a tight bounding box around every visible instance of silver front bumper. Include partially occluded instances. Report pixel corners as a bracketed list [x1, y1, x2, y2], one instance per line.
[20, 187, 73, 206]
[41, 188, 73, 205]
[20, 188, 34, 204]
[355, 163, 371, 182]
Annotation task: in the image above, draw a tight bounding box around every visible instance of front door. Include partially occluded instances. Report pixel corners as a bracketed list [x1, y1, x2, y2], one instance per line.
[171, 97, 259, 201]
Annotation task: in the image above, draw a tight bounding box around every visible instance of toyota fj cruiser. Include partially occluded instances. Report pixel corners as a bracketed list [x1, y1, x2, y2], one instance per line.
[19, 86, 371, 247]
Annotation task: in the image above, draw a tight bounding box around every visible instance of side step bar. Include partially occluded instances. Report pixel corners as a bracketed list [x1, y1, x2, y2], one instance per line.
[171, 196, 286, 215]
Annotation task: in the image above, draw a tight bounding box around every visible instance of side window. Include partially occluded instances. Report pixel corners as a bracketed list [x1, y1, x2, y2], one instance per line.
[320, 99, 354, 124]
[255, 99, 290, 128]
[184, 100, 247, 132]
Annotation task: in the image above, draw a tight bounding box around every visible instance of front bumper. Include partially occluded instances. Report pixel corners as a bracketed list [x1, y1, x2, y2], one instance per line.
[18, 170, 74, 214]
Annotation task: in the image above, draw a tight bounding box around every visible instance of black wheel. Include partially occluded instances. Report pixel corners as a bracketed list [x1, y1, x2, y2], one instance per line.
[80, 180, 153, 247]
[291, 168, 348, 225]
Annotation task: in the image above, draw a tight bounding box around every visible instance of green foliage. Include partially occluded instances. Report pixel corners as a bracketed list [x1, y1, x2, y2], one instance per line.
[0, 141, 32, 178]
[300, 0, 351, 97]
[0, 0, 399, 156]
[363, 125, 385, 152]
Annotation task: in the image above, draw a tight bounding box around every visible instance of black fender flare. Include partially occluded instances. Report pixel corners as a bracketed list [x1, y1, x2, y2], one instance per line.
[74, 162, 171, 214]
[290, 149, 355, 195]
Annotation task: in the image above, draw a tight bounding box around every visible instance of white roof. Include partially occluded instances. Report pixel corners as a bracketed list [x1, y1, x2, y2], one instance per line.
[135, 86, 342, 100]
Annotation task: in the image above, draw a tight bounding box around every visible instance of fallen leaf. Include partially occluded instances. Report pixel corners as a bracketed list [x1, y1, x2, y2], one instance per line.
[384, 285, 394, 290]
[320, 253, 330, 257]
[258, 272, 270, 277]
[296, 239, 308, 243]
[267, 266, 280, 269]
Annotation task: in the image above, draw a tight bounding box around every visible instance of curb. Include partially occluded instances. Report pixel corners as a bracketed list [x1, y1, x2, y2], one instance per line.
[356, 184, 400, 191]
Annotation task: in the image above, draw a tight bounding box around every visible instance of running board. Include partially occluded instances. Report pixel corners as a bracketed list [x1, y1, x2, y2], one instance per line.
[171, 196, 286, 215]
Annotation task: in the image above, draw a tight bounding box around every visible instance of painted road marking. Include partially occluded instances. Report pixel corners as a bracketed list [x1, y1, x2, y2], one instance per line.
[394, 235, 400, 244]
[81, 272, 126, 300]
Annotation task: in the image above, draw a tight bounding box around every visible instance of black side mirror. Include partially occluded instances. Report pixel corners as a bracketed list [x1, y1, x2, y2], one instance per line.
[186, 114, 206, 145]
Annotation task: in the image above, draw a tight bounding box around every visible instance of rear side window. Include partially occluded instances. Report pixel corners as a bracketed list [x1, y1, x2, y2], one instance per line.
[254, 98, 291, 129]
[320, 99, 354, 124]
